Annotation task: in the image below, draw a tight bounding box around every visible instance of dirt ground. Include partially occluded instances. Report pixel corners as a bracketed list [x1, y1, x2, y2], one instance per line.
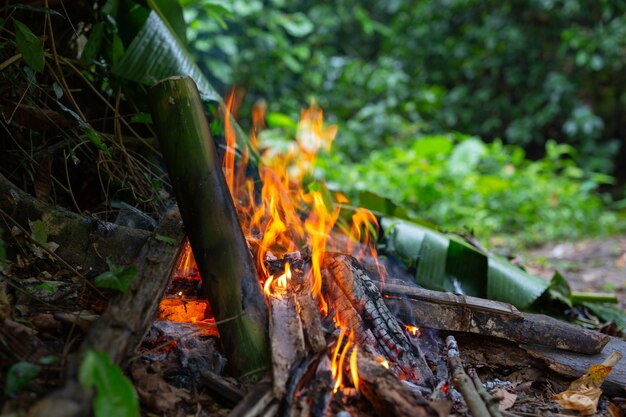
[522, 235, 626, 309]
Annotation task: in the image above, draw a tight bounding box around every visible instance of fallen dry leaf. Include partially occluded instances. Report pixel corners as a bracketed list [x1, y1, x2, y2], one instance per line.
[554, 351, 622, 415]
[131, 362, 190, 413]
[491, 388, 517, 411]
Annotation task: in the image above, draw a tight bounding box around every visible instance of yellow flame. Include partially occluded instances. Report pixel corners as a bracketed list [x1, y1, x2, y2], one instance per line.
[349, 345, 359, 393]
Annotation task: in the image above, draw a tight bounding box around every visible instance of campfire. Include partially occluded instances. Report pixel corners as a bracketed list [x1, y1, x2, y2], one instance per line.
[146, 78, 621, 416]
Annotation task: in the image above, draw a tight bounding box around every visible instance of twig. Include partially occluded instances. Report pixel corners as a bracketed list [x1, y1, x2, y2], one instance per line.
[446, 335, 492, 417]
[469, 367, 504, 417]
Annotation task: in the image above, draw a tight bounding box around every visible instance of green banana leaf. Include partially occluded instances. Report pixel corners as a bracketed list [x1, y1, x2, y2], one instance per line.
[112, 11, 220, 102]
[110, 5, 258, 163]
[380, 218, 549, 309]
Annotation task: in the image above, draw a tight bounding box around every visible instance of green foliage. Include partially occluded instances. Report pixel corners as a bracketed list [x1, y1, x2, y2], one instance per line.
[29, 220, 47, 245]
[184, 0, 626, 175]
[318, 134, 619, 245]
[93, 259, 138, 292]
[79, 350, 139, 417]
[5, 362, 41, 395]
[13, 19, 45, 72]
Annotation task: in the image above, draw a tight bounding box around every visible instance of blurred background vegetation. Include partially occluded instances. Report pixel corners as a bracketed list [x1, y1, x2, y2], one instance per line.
[183, 0, 626, 246]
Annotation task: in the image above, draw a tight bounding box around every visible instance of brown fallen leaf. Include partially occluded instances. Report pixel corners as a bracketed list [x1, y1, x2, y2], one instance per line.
[554, 351, 622, 415]
[491, 388, 517, 411]
[131, 362, 190, 413]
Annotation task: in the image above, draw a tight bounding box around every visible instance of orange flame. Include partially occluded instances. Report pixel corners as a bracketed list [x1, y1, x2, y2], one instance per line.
[263, 262, 291, 297]
[331, 329, 358, 393]
[406, 325, 420, 337]
[377, 356, 390, 370]
[223, 90, 237, 195]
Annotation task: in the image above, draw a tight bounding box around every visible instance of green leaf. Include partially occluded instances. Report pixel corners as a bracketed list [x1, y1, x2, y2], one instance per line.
[582, 302, 626, 329]
[13, 19, 45, 72]
[278, 12, 314, 38]
[79, 350, 139, 417]
[29, 220, 47, 245]
[38, 355, 59, 365]
[548, 271, 573, 307]
[130, 112, 152, 124]
[11, 4, 63, 17]
[112, 11, 220, 102]
[155, 234, 177, 245]
[148, 0, 188, 43]
[5, 362, 41, 395]
[80, 22, 106, 64]
[487, 256, 548, 308]
[35, 282, 61, 293]
[381, 218, 550, 308]
[447, 137, 486, 176]
[93, 260, 137, 292]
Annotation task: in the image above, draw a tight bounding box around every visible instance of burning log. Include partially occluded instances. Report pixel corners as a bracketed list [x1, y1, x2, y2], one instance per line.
[323, 253, 434, 387]
[149, 76, 269, 379]
[380, 280, 610, 354]
[356, 350, 438, 417]
[28, 205, 185, 417]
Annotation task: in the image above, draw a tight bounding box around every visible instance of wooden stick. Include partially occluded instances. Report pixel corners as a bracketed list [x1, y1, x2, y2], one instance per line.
[381, 280, 609, 354]
[149, 76, 269, 379]
[446, 336, 491, 417]
[469, 368, 503, 417]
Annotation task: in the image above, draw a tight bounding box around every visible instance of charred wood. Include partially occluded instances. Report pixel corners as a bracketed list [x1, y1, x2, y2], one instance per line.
[322, 253, 434, 387]
[356, 350, 438, 417]
[380, 280, 609, 354]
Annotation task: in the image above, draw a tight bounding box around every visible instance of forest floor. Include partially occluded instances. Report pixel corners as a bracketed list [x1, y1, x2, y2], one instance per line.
[522, 234, 626, 310]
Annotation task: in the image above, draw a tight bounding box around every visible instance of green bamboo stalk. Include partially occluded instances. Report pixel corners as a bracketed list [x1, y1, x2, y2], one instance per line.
[148, 76, 269, 379]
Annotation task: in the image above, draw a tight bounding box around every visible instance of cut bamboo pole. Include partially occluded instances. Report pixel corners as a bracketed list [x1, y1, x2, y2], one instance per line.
[148, 76, 269, 379]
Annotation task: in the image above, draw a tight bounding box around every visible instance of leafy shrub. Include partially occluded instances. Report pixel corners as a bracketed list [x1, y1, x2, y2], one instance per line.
[316, 133, 620, 245]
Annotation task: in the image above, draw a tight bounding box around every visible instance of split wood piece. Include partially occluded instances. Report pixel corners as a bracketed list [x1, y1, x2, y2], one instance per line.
[446, 336, 492, 417]
[356, 350, 438, 417]
[523, 336, 626, 397]
[227, 379, 277, 417]
[269, 293, 306, 398]
[149, 76, 269, 379]
[322, 253, 434, 386]
[296, 291, 327, 353]
[289, 357, 333, 417]
[28, 206, 185, 417]
[380, 280, 610, 354]
[0, 172, 150, 273]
